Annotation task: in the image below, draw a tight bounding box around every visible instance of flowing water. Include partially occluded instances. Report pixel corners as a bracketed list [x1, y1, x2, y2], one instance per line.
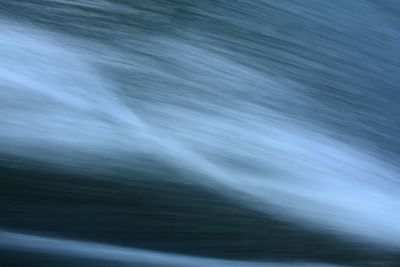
[1, 1, 400, 266]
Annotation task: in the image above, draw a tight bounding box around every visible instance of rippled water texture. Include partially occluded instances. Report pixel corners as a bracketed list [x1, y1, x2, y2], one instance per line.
[1, 1, 400, 266]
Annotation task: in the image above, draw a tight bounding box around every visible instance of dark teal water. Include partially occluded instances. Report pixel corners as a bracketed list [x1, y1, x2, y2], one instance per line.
[1, 1, 400, 266]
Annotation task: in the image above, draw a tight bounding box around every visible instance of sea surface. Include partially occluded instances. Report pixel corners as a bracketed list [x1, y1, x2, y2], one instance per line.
[1, 1, 400, 266]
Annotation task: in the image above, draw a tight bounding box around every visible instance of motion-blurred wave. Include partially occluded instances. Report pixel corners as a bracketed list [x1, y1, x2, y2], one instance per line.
[1, 1, 400, 266]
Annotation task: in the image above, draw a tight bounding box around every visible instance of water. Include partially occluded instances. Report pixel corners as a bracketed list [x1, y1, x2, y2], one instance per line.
[1, 1, 400, 266]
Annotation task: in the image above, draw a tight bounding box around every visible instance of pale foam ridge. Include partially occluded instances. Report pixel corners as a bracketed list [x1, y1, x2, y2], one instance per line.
[0, 230, 346, 267]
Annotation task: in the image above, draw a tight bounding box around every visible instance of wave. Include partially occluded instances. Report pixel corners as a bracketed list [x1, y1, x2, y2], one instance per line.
[0, 229, 346, 267]
[1, 20, 399, 249]
[1, 1, 400, 266]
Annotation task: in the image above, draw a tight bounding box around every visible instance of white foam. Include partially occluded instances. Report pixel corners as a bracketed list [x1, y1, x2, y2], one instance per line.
[0, 230, 344, 267]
